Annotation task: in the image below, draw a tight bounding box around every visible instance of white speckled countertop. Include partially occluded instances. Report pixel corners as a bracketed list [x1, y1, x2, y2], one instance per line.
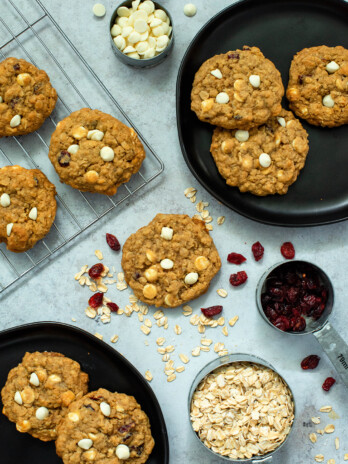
[1, 1, 348, 463]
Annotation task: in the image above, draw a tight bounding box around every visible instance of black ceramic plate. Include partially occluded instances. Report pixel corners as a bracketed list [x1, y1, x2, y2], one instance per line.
[177, 0, 348, 227]
[0, 322, 169, 464]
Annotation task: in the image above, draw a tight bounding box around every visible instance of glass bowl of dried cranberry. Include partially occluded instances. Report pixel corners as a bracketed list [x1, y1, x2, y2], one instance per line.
[257, 261, 333, 335]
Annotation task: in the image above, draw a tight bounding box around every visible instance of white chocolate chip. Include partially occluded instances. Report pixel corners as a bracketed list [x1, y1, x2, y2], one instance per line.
[132, 10, 148, 21]
[161, 22, 170, 35]
[117, 6, 130, 17]
[161, 227, 173, 240]
[122, 26, 134, 38]
[6, 223, 13, 236]
[111, 24, 122, 37]
[92, 3, 106, 17]
[78, 438, 93, 450]
[100, 402, 111, 416]
[100, 146, 114, 162]
[132, 0, 141, 11]
[249, 74, 261, 88]
[326, 61, 339, 73]
[155, 9, 167, 21]
[124, 45, 136, 54]
[135, 19, 148, 33]
[139, 1, 155, 15]
[184, 3, 197, 17]
[215, 92, 229, 104]
[136, 41, 149, 54]
[323, 94, 335, 108]
[10, 115, 21, 128]
[115, 444, 130, 460]
[160, 259, 174, 270]
[156, 35, 169, 49]
[14, 391, 23, 405]
[117, 16, 129, 27]
[210, 69, 222, 79]
[128, 31, 142, 44]
[36, 407, 49, 420]
[152, 25, 165, 37]
[87, 129, 104, 141]
[0, 193, 10, 207]
[114, 36, 126, 51]
[29, 207, 37, 221]
[150, 18, 162, 28]
[259, 153, 271, 167]
[184, 272, 198, 285]
[29, 373, 40, 387]
[144, 48, 155, 59]
[128, 52, 141, 59]
[67, 144, 79, 155]
[277, 117, 286, 127]
[235, 130, 249, 142]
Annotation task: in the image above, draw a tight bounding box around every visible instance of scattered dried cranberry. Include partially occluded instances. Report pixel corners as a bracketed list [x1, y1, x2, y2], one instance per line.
[88, 263, 104, 280]
[107, 302, 119, 312]
[281, 242, 295, 259]
[201, 305, 223, 318]
[322, 377, 336, 392]
[88, 292, 103, 309]
[301, 355, 320, 370]
[227, 252, 246, 265]
[106, 233, 121, 251]
[252, 241, 264, 261]
[229, 271, 248, 287]
[58, 150, 71, 167]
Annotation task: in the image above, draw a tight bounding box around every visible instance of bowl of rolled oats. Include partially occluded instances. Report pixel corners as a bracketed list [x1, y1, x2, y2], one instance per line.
[110, 0, 174, 68]
[189, 354, 295, 462]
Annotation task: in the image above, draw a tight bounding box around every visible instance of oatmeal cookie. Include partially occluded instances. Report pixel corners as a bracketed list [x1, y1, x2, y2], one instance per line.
[286, 45, 348, 127]
[48, 108, 145, 195]
[191, 46, 284, 130]
[0, 57, 57, 137]
[210, 109, 309, 196]
[1, 352, 89, 441]
[55, 388, 154, 464]
[121, 213, 221, 308]
[0, 165, 57, 252]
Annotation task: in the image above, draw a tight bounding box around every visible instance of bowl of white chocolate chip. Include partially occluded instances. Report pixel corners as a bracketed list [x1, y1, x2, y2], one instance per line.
[110, 0, 174, 67]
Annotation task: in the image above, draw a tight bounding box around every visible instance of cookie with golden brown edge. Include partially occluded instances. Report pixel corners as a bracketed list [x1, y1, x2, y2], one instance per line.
[210, 109, 309, 196]
[121, 213, 221, 308]
[286, 45, 348, 127]
[55, 388, 154, 464]
[191, 46, 284, 130]
[0, 165, 57, 252]
[1, 352, 89, 441]
[48, 108, 145, 195]
[0, 57, 57, 137]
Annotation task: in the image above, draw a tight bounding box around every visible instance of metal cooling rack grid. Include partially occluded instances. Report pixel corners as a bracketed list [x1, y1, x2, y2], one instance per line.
[0, 0, 164, 293]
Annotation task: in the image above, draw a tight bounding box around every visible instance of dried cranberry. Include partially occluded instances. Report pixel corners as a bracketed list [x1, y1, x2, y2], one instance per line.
[251, 241, 264, 261]
[269, 287, 283, 299]
[133, 271, 141, 280]
[228, 53, 240, 59]
[234, 115, 242, 120]
[273, 316, 290, 331]
[298, 75, 304, 84]
[33, 83, 42, 93]
[281, 242, 295, 259]
[13, 63, 20, 71]
[106, 233, 121, 251]
[265, 307, 278, 321]
[302, 294, 318, 308]
[106, 302, 119, 312]
[286, 286, 299, 302]
[291, 316, 306, 332]
[88, 263, 104, 280]
[201, 305, 223, 318]
[119, 422, 135, 433]
[322, 377, 336, 392]
[9, 96, 20, 109]
[84, 404, 95, 411]
[88, 292, 103, 309]
[301, 355, 320, 370]
[229, 271, 248, 287]
[227, 252, 246, 265]
[58, 150, 71, 167]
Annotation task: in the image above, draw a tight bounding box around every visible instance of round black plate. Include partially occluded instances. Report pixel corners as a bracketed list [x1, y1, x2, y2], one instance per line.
[176, 0, 348, 227]
[0, 322, 169, 464]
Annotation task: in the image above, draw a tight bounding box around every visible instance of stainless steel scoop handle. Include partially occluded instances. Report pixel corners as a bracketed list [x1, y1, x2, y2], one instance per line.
[314, 322, 348, 388]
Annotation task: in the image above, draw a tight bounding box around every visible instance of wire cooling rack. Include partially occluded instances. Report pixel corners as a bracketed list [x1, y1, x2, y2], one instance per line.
[0, 0, 164, 294]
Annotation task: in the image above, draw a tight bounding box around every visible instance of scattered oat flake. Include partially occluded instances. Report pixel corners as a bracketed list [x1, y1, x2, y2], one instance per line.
[314, 456, 324, 463]
[85, 307, 97, 319]
[176, 366, 185, 373]
[144, 340, 149, 346]
[167, 374, 176, 382]
[145, 370, 153, 382]
[89, 282, 97, 292]
[205, 224, 213, 231]
[335, 437, 339, 450]
[324, 424, 335, 434]
[166, 345, 175, 353]
[214, 342, 225, 352]
[319, 405, 332, 413]
[192, 347, 201, 357]
[79, 276, 86, 286]
[94, 332, 103, 340]
[327, 460, 335, 464]
[100, 314, 111, 324]
[217, 216, 225, 225]
[156, 337, 165, 346]
[174, 324, 182, 335]
[311, 417, 321, 424]
[317, 429, 325, 435]
[309, 433, 317, 443]
[144, 318, 152, 328]
[157, 347, 166, 355]
[218, 349, 229, 356]
[71, 317, 76, 322]
[229, 315, 239, 327]
[140, 325, 151, 335]
[190, 195, 196, 203]
[129, 295, 138, 304]
[200, 346, 210, 352]
[153, 310, 164, 320]
[110, 335, 119, 343]
[344, 453, 348, 460]
[222, 326, 228, 336]
[217, 288, 228, 298]
[97, 283, 108, 293]
[184, 187, 197, 198]
[117, 272, 125, 282]
[162, 354, 170, 362]
[217, 316, 225, 326]
[179, 353, 189, 364]
[95, 249, 103, 260]
[75, 265, 88, 280]
[198, 323, 205, 334]
[183, 305, 193, 316]
[116, 282, 127, 291]
[201, 338, 212, 346]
